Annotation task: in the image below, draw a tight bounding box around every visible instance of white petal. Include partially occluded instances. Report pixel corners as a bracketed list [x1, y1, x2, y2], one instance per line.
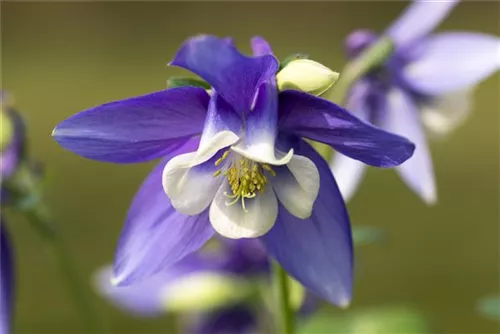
[231, 144, 293, 166]
[163, 152, 223, 215]
[420, 89, 474, 139]
[209, 183, 278, 239]
[194, 130, 239, 167]
[162, 130, 239, 215]
[330, 153, 367, 202]
[273, 154, 319, 219]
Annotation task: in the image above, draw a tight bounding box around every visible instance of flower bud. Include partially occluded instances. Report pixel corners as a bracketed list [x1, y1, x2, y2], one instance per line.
[277, 59, 339, 96]
[0, 108, 13, 152]
[345, 29, 377, 58]
[161, 272, 251, 312]
[0, 91, 15, 152]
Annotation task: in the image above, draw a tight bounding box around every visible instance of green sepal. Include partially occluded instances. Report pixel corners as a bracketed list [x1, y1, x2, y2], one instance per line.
[166, 76, 211, 89]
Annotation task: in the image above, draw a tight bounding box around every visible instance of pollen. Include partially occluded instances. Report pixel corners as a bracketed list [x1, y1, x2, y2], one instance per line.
[212, 152, 276, 212]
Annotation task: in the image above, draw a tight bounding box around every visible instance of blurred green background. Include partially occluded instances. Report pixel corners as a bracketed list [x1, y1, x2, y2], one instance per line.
[2, 1, 499, 333]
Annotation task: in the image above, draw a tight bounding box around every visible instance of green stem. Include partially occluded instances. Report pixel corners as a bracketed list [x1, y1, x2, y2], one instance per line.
[317, 37, 394, 162]
[329, 37, 394, 106]
[25, 204, 100, 333]
[8, 163, 100, 332]
[272, 261, 294, 334]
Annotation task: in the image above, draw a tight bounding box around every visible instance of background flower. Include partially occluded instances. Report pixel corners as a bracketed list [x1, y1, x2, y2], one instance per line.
[0, 221, 15, 334]
[94, 239, 276, 334]
[330, 0, 500, 204]
[0, 94, 23, 334]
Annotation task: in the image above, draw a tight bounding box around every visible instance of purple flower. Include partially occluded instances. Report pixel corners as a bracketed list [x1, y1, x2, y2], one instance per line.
[332, 0, 500, 204]
[0, 93, 23, 334]
[94, 238, 313, 334]
[53, 35, 415, 306]
[93, 239, 267, 333]
[186, 306, 256, 334]
[1, 94, 26, 181]
[0, 220, 14, 334]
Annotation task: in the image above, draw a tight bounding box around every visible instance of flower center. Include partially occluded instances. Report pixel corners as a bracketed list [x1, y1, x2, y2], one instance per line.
[213, 150, 276, 212]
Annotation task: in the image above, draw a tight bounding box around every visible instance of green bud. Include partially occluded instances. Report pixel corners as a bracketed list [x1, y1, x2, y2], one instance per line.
[161, 272, 251, 312]
[0, 108, 14, 152]
[288, 276, 306, 310]
[279, 53, 309, 70]
[277, 59, 339, 96]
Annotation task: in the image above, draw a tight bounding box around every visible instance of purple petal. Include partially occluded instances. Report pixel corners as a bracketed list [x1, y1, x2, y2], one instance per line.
[53, 87, 209, 163]
[170, 35, 279, 114]
[403, 32, 500, 95]
[260, 137, 353, 307]
[1, 222, 14, 334]
[278, 90, 415, 167]
[251, 36, 273, 56]
[223, 37, 235, 47]
[386, 0, 458, 48]
[187, 305, 256, 334]
[217, 238, 269, 275]
[95, 266, 169, 317]
[244, 80, 278, 151]
[329, 81, 372, 201]
[113, 138, 215, 286]
[198, 91, 241, 148]
[345, 30, 378, 58]
[231, 79, 293, 167]
[380, 88, 436, 204]
[95, 255, 213, 317]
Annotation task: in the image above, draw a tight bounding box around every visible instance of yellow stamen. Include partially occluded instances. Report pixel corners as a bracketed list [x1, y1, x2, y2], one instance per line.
[215, 150, 231, 166]
[213, 152, 277, 211]
[261, 163, 277, 177]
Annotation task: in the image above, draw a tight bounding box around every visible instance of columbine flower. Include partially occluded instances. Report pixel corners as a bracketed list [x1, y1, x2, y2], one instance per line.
[331, 0, 500, 204]
[0, 221, 14, 334]
[1, 92, 25, 182]
[94, 239, 268, 334]
[0, 93, 19, 334]
[53, 35, 414, 306]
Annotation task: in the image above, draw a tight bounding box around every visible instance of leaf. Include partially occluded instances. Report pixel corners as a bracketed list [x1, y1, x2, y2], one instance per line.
[166, 77, 211, 89]
[477, 295, 500, 321]
[299, 306, 430, 334]
[352, 226, 386, 246]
